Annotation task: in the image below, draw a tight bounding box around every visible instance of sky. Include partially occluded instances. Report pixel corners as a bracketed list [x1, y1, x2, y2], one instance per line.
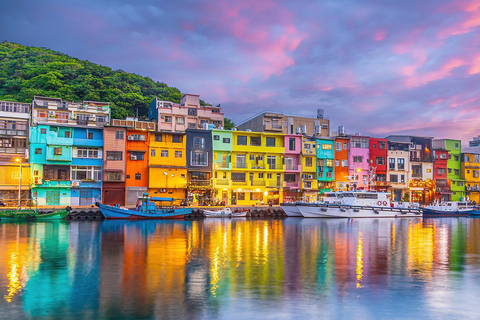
[1, 0, 480, 142]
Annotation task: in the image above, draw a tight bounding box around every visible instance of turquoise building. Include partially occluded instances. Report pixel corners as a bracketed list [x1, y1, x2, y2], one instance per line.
[30, 125, 73, 205]
[316, 138, 335, 193]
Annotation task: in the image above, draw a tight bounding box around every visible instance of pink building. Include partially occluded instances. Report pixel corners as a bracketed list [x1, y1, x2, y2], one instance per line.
[348, 136, 370, 190]
[283, 134, 302, 202]
[148, 94, 224, 132]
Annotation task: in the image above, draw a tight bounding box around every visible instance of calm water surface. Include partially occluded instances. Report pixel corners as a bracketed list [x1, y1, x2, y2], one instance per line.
[1, 218, 480, 319]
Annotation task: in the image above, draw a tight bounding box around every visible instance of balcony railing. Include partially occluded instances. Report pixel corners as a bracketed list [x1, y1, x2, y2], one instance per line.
[285, 165, 299, 171]
[232, 180, 246, 185]
[0, 147, 25, 154]
[77, 119, 88, 125]
[268, 164, 283, 170]
[215, 179, 229, 186]
[233, 163, 247, 169]
[410, 155, 433, 162]
[251, 180, 265, 186]
[466, 186, 480, 192]
[189, 180, 211, 187]
[0, 129, 28, 136]
[267, 181, 282, 188]
[284, 181, 300, 188]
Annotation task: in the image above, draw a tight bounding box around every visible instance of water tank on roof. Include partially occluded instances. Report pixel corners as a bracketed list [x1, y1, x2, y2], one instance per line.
[317, 108, 324, 119]
[338, 126, 345, 135]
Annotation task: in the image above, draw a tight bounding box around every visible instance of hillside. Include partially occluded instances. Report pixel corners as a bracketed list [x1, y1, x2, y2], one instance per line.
[0, 41, 209, 119]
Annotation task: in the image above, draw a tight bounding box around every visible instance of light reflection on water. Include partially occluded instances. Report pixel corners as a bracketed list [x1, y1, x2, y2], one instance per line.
[0, 218, 480, 319]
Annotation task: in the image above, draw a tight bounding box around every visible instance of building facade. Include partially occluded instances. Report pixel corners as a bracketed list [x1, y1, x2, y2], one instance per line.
[212, 130, 233, 205]
[102, 124, 127, 206]
[317, 138, 335, 194]
[237, 111, 330, 137]
[0, 101, 31, 204]
[387, 141, 410, 201]
[334, 136, 349, 191]
[186, 129, 213, 205]
[149, 94, 224, 132]
[369, 138, 388, 192]
[433, 149, 450, 202]
[433, 139, 465, 201]
[461, 152, 480, 203]
[300, 137, 318, 202]
[348, 136, 370, 191]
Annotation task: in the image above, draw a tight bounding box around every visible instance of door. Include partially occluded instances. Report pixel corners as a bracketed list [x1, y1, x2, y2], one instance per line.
[277, 174, 282, 188]
[231, 191, 237, 205]
[285, 157, 293, 170]
[80, 190, 93, 206]
[46, 190, 60, 205]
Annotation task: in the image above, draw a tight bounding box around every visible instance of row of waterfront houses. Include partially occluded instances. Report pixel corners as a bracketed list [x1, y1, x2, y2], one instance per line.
[1, 94, 480, 207]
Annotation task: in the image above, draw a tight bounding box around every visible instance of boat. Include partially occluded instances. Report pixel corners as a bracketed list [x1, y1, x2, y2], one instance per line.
[297, 191, 422, 218]
[98, 194, 190, 220]
[281, 192, 345, 217]
[0, 209, 69, 221]
[423, 201, 475, 217]
[231, 208, 250, 217]
[203, 207, 232, 218]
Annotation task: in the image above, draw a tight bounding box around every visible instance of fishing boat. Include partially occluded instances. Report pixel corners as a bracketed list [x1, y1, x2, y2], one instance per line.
[203, 207, 232, 218]
[297, 191, 422, 218]
[98, 194, 190, 220]
[423, 201, 475, 217]
[281, 192, 341, 217]
[0, 208, 69, 221]
[231, 208, 250, 217]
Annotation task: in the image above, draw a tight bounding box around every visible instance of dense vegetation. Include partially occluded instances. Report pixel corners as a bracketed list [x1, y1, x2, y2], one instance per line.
[0, 41, 212, 119]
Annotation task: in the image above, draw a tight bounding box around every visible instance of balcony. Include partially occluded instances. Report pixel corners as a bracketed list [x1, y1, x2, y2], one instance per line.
[466, 186, 480, 192]
[374, 181, 388, 186]
[232, 181, 246, 185]
[189, 180, 211, 187]
[251, 180, 266, 186]
[410, 155, 433, 162]
[264, 123, 283, 131]
[285, 164, 301, 171]
[268, 164, 284, 170]
[72, 180, 102, 189]
[214, 162, 231, 170]
[233, 163, 247, 169]
[39, 180, 71, 188]
[464, 162, 480, 169]
[77, 119, 88, 125]
[0, 129, 28, 137]
[267, 181, 282, 188]
[215, 179, 230, 186]
[284, 181, 300, 188]
[0, 147, 25, 154]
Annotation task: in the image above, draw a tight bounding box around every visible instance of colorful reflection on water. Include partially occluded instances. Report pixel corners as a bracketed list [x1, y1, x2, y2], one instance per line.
[1, 218, 480, 319]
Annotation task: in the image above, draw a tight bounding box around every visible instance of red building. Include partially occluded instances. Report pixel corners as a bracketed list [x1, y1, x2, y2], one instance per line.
[433, 149, 450, 201]
[369, 138, 388, 191]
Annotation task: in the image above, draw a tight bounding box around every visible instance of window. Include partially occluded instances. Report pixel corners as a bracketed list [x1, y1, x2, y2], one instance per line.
[223, 138, 230, 143]
[306, 157, 313, 167]
[172, 135, 182, 143]
[353, 156, 363, 163]
[214, 135, 220, 141]
[258, 173, 264, 179]
[389, 158, 395, 170]
[373, 144, 376, 148]
[135, 173, 141, 180]
[326, 159, 333, 167]
[175, 151, 182, 158]
[343, 143, 348, 150]
[106, 151, 122, 160]
[193, 137, 205, 149]
[41, 128, 46, 134]
[176, 117, 185, 124]
[71, 166, 101, 181]
[351, 137, 368, 148]
[129, 134, 145, 141]
[376, 157, 385, 165]
[322, 144, 332, 150]
[449, 155, 452, 160]
[304, 181, 312, 189]
[64, 131, 71, 138]
[237, 136, 247, 145]
[267, 156, 277, 169]
[151, 149, 156, 157]
[238, 192, 245, 201]
[76, 148, 99, 158]
[455, 142, 459, 148]
[188, 108, 197, 116]
[457, 181, 464, 187]
[250, 136, 261, 146]
[35, 148, 42, 154]
[34, 170, 39, 175]
[448, 168, 452, 173]
[164, 116, 172, 123]
[130, 152, 144, 160]
[342, 160, 348, 167]
[474, 170, 479, 178]
[232, 172, 246, 182]
[105, 172, 121, 181]
[454, 169, 459, 175]
[304, 143, 311, 150]
[379, 142, 386, 149]
[289, 138, 296, 151]
[397, 158, 405, 170]
[236, 154, 246, 168]
[438, 168, 446, 175]
[266, 137, 276, 147]
[336, 142, 342, 151]
[284, 174, 296, 182]
[250, 155, 255, 161]
[390, 174, 398, 182]
[54, 147, 62, 155]
[401, 175, 405, 183]
[454, 155, 459, 161]
[335, 160, 339, 166]
[87, 132, 93, 139]
[440, 153, 447, 159]
[161, 150, 168, 157]
[267, 173, 272, 179]
[191, 151, 208, 166]
[155, 134, 162, 142]
[257, 155, 263, 161]
[412, 165, 422, 178]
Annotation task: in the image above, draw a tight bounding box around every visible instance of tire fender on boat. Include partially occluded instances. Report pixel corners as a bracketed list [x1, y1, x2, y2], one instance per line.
[377, 201, 382, 206]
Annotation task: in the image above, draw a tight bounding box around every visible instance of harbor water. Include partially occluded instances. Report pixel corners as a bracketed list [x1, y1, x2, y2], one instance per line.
[1, 218, 480, 319]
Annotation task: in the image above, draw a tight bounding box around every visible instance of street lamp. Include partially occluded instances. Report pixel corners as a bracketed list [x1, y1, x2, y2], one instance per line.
[15, 157, 22, 209]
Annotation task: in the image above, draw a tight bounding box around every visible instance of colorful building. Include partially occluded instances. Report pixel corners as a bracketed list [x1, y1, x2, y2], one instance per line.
[102, 122, 127, 206]
[300, 137, 318, 202]
[229, 130, 285, 206]
[283, 134, 302, 202]
[0, 101, 31, 204]
[334, 136, 349, 191]
[149, 94, 224, 132]
[317, 137, 335, 193]
[148, 131, 187, 203]
[125, 119, 156, 205]
[461, 152, 480, 203]
[433, 139, 465, 201]
[186, 129, 213, 205]
[387, 141, 410, 202]
[433, 149, 450, 201]
[348, 136, 370, 190]
[369, 138, 388, 192]
[212, 130, 233, 205]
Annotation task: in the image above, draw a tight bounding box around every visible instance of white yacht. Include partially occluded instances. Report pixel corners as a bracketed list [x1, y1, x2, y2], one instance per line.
[281, 192, 341, 217]
[297, 191, 422, 218]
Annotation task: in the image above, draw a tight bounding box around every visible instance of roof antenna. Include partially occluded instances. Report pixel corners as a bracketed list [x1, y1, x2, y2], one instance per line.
[136, 108, 138, 119]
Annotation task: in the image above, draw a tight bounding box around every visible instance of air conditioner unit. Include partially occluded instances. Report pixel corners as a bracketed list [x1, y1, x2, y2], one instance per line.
[131, 155, 137, 160]
[127, 136, 135, 140]
[160, 188, 166, 193]
[161, 115, 165, 119]
[71, 181, 79, 187]
[307, 174, 313, 179]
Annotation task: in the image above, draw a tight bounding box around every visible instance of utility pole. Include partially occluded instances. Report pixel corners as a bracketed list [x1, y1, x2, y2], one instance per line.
[16, 157, 22, 209]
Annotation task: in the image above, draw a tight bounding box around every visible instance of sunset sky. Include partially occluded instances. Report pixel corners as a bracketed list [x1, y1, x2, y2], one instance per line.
[2, 0, 480, 142]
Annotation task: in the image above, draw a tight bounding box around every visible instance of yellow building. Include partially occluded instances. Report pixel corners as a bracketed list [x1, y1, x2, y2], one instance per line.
[0, 161, 30, 206]
[212, 130, 285, 206]
[148, 132, 187, 203]
[462, 153, 480, 203]
[300, 137, 318, 202]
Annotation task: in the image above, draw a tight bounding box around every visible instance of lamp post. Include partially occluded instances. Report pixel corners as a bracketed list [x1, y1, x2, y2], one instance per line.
[15, 157, 22, 209]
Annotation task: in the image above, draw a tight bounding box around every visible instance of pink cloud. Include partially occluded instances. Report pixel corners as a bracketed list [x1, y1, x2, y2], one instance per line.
[374, 30, 386, 41]
[404, 58, 466, 88]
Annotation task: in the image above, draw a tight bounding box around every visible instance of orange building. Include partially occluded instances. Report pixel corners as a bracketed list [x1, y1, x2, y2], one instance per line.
[334, 136, 350, 191]
[125, 119, 156, 205]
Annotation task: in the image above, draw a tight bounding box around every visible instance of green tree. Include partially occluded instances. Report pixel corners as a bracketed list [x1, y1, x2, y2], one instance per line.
[224, 118, 235, 130]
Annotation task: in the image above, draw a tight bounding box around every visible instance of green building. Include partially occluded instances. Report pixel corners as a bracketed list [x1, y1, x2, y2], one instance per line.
[433, 139, 465, 201]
